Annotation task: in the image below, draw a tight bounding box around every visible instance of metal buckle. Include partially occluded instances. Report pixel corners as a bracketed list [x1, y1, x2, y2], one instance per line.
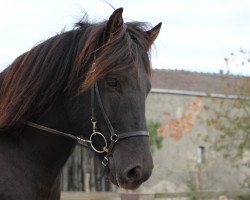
[77, 137, 91, 145]
[111, 134, 118, 142]
[102, 157, 109, 167]
[89, 132, 108, 153]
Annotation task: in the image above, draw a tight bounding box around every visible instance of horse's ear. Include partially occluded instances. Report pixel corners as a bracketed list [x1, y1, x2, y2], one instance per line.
[104, 7, 124, 43]
[146, 22, 162, 48]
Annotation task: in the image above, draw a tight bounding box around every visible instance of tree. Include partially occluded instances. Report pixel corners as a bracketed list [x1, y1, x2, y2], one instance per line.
[205, 49, 250, 167]
[223, 49, 250, 74]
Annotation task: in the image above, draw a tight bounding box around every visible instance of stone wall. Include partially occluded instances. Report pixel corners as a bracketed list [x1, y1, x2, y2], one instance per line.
[140, 91, 250, 193]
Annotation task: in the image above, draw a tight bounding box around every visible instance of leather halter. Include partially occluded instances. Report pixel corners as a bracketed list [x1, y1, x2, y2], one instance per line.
[25, 82, 149, 167]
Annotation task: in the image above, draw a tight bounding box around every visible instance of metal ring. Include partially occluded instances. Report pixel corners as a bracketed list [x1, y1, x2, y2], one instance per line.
[111, 134, 118, 142]
[89, 132, 108, 153]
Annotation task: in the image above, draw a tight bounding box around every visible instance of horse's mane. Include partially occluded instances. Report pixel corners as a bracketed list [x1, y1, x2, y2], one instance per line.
[0, 18, 152, 129]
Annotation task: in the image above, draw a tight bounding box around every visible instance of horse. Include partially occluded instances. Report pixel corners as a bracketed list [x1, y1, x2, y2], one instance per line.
[0, 8, 161, 200]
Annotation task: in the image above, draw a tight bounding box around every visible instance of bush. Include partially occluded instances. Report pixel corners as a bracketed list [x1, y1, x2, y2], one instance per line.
[147, 120, 163, 153]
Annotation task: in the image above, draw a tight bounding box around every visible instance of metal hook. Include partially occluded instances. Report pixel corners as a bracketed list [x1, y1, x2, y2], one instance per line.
[91, 118, 97, 132]
[92, 122, 96, 132]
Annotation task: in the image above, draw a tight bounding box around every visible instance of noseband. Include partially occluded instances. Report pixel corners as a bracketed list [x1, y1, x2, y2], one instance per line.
[26, 82, 149, 167]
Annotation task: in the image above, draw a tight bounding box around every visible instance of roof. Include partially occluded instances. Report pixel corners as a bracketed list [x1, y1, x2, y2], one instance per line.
[151, 69, 250, 95]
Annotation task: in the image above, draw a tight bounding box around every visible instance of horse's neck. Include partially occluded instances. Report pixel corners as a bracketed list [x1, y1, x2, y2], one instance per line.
[25, 98, 77, 186]
[26, 98, 76, 167]
[0, 98, 76, 199]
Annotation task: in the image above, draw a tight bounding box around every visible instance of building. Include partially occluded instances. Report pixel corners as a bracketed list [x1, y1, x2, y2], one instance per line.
[143, 69, 250, 193]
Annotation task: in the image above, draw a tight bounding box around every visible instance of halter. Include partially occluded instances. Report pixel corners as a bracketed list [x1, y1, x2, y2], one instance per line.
[25, 82, 149, 167]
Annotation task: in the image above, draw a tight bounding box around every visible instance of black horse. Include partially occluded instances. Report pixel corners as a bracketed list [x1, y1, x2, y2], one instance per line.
[0, 8, 161, 200]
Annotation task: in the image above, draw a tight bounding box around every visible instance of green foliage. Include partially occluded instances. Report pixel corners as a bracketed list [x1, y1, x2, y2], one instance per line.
[147, 120, 163, 153]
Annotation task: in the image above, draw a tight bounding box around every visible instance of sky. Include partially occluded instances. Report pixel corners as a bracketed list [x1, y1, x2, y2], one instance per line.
[1, 0, 250, 75]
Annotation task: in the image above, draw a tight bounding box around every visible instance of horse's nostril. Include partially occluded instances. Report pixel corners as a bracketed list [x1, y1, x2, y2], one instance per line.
[125, 166, 142, 181]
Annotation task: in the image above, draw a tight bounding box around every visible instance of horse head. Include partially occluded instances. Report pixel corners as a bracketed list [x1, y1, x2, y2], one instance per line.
[66, 8, 161, 189]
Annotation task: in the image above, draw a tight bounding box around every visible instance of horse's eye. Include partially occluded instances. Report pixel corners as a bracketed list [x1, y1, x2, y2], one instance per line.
[107, 78, 118, 87]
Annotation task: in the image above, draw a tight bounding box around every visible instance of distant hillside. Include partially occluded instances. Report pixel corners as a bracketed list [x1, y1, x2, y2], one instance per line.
[151, 69, 250, 95]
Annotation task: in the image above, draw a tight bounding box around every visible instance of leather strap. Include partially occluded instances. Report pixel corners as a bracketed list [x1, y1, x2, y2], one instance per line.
[25, 82, 149, 167]
[117, 131, 149, 140]
[91, 85, 96, 122]
[94, 83, 115, 136]
[25, 121, 91, 147]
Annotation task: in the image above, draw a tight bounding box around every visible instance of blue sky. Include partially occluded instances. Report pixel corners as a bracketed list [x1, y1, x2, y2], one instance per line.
[1, 0, 250, 75]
